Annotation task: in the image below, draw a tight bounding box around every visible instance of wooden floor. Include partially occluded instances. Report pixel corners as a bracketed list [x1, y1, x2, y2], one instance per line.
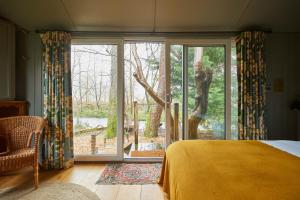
[0, 164, 165, 200]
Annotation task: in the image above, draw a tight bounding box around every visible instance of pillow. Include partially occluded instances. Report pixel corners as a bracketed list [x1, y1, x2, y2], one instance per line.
[0, 135, 10, 156]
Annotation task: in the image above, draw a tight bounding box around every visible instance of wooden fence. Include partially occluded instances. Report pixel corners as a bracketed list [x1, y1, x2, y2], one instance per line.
[132, 101, 180, 145]
[87, 101, 180, 154]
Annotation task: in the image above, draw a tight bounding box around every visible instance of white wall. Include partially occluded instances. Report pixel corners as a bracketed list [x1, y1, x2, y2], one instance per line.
[265, 33, 300, 140]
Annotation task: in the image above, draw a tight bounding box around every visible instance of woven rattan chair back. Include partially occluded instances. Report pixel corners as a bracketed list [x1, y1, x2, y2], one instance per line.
[0, 116, 44, 151]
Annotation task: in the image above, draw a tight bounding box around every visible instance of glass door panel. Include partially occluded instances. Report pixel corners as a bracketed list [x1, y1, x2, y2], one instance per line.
[231, 44, 238, 139]
[187, 46, 225, 139]
[71, 44, 120, 157]
[170, 45, 184, 141]
[123, 42, 166, 158]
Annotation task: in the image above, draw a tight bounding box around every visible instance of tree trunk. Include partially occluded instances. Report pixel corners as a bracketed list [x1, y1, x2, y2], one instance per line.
[93, 57, 100, 109]
[188, 47, 213, 139]
[132, 44, 165, 106]
[148, 45, 165, 137]
[78, 59, 83, 112]
[109, 47, 117, 102]
[98, 73, 103, 108]
[129, 60, 134, 115]
[107, 46, 118, 138]
[131, 44, 167, 137]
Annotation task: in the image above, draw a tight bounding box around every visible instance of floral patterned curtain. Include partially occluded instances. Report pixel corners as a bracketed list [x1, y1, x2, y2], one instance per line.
[236, 31, 266, 140]
[40, 31, 74, 169]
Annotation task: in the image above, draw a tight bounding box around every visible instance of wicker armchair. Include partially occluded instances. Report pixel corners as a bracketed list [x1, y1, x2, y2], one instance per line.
[0, 116, 45, 188]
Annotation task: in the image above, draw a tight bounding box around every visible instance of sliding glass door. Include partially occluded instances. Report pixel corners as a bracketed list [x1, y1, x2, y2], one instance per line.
[71, 38, 234, 161]
[187, 46, 225, 139]
[71, 39, 123, 161]
[166, 40, 232, 142]
[123, 41, 166, 159]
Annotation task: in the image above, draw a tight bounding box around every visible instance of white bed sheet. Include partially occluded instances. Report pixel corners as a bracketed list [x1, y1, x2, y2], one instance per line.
[261, 140, 300, 158]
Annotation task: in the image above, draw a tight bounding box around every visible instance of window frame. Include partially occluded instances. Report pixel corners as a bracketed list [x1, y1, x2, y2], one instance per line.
[71, 36, 234, 162]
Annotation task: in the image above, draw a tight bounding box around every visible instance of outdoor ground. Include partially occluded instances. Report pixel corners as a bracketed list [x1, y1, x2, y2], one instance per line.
[74, 131, 165, 156]
[73, 129, 221, 156]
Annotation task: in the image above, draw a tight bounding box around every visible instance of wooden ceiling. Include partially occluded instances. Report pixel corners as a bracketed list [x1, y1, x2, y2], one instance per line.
[0, 0, 299, 32]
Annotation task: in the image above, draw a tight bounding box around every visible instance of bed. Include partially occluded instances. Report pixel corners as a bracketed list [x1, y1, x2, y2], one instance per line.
[159, 140, 300, 200]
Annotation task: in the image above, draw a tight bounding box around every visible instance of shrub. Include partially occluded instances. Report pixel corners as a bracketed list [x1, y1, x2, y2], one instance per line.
[144, 111, 152, 137]
[106, 111, 117, 139]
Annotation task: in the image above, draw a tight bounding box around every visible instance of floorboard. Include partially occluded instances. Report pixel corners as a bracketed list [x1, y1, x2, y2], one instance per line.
[0, 164, 165, 200]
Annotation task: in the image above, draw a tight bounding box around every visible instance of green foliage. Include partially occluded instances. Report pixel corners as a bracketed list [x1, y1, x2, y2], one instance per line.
[106, 111, 117, 139]
[144, 111, 152, 137]
[170, 45, 183, 100]
[203, 47, 225, 70]
[106, 103, 117, 139]
[171, 46, 226, 130]
[231, 46, 238, 138]
[147, 58, 159, 70]
[74, 123, 89, 133]
[78, 104, 109, 118]
[201, 47, 225, 125]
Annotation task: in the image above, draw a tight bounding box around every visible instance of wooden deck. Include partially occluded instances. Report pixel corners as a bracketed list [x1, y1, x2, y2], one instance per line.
[127, 143, 165, 158]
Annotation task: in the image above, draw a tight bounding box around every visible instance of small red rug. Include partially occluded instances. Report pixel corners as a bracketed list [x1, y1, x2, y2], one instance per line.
[96, 163, 162, 185]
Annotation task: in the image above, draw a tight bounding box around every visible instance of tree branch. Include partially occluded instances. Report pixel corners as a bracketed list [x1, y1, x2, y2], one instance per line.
[131, 44, 165, 107]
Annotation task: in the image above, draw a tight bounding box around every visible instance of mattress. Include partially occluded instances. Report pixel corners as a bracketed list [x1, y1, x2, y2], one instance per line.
[261, 140, 300, 157]
[159, 140, 300, 200]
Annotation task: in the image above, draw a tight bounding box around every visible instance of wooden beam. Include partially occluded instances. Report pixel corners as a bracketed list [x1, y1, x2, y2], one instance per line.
[133, 101, 139, 146]
[173, 103, 179, 142]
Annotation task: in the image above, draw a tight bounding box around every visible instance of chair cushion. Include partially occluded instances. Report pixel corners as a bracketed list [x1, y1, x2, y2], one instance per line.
[0, 135, 10, 156]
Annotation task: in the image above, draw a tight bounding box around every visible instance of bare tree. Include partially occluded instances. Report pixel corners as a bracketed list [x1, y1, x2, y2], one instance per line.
[91, 56, 100, 109]
[131, 44, 166, 137]
[72, 44, 212, 140]
[131, 45, 212, 139]
[78, 55, 83, 112]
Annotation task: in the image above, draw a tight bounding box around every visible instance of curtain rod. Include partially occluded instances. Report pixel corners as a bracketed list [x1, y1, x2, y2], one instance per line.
[35, 30, 272, 37]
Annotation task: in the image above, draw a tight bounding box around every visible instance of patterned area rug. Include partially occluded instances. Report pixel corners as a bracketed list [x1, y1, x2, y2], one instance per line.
[0, 183, 100, 200]
[96, 163, 162, 185]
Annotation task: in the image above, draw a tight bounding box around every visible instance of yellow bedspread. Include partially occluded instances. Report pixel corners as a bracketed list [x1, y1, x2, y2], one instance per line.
[159, 140, 300, 200]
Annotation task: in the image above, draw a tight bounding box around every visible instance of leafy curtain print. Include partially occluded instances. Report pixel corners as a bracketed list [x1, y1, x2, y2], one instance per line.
[41, 31, 74, 169]
[236, 31, 266, 140]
